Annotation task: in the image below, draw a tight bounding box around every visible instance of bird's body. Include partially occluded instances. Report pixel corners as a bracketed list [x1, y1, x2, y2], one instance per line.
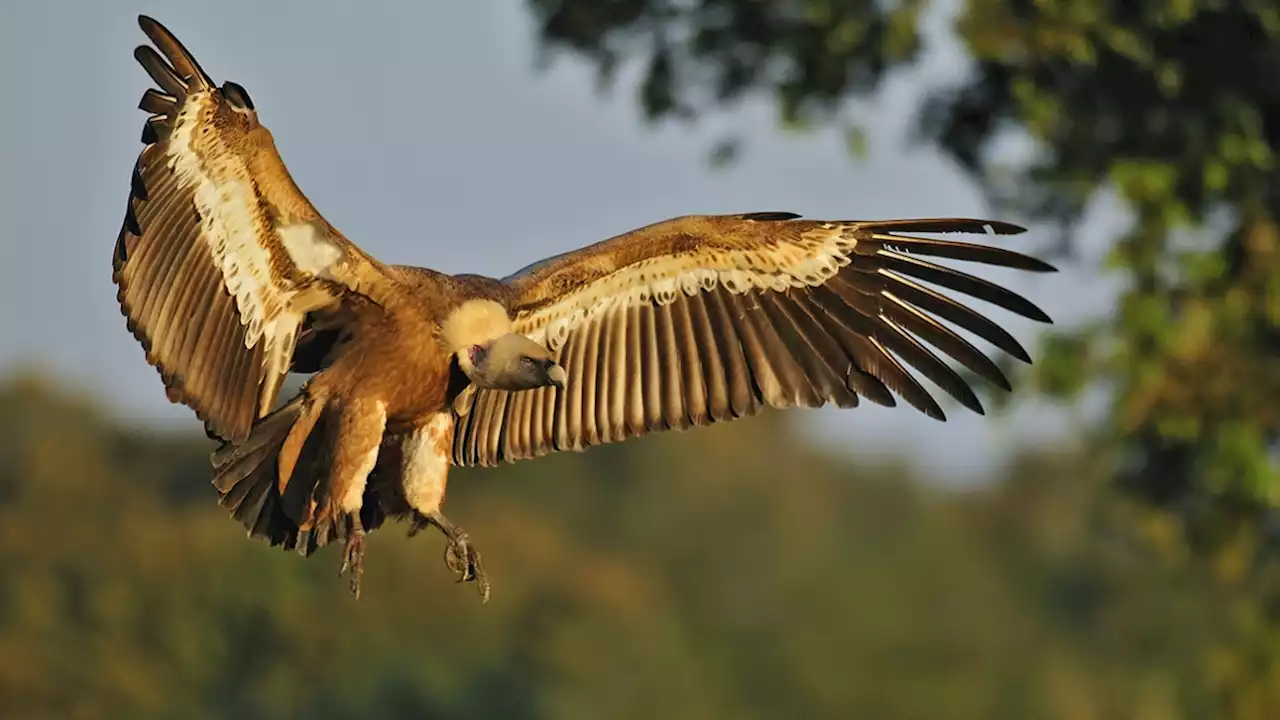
[113, 16, 1057, 600]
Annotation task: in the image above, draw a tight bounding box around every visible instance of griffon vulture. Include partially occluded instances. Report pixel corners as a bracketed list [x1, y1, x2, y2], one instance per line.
[112, 16, 1056, 600]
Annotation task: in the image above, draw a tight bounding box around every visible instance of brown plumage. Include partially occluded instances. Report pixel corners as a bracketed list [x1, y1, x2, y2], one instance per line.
[114, 16, 1057, 600]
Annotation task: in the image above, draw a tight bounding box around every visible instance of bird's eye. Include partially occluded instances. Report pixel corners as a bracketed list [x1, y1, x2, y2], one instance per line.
[520, 357, 536, 369]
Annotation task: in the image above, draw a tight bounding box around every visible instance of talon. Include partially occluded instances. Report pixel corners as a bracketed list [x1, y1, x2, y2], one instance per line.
[443, 532, 489, 602]
[443, 531, 473, 579]
[425, 512, 491, 603]
[338, 516, 366, 599]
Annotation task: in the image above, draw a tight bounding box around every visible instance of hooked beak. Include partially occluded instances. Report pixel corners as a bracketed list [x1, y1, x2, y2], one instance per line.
[545, 362, 567, 389]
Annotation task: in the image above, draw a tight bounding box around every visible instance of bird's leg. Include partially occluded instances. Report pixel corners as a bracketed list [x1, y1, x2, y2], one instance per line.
[338, 512, 366, 599]
[411, 511, 490, 602]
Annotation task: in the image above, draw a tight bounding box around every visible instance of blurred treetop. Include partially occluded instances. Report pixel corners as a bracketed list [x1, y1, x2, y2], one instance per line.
[525, 0, 1280, 716]
[0, 375, 1220, 718]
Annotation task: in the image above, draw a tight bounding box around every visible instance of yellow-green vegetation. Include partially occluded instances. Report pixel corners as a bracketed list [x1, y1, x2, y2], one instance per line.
[0, 375, 1223, 718]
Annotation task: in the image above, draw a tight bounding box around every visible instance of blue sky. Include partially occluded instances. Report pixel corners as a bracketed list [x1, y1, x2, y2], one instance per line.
[0, 0, 1120, 484]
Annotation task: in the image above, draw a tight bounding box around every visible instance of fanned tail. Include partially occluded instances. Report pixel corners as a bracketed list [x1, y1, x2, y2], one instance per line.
[210, 391, 393, 556]
[211, 394, 313, 552]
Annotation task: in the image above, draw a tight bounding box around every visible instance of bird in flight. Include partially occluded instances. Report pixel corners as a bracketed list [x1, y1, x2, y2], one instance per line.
[112, 15, 1056, 600]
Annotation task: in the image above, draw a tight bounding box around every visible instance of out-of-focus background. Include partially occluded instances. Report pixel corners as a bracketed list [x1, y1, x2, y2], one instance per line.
[1, 1, 1276, 717]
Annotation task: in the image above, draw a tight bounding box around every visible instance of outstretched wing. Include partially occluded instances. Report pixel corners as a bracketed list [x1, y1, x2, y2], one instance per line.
[452, 212, 1055, 466]
[113, 16, 389, 442]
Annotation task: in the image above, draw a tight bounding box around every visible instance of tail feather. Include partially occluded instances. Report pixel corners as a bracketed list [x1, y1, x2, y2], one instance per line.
[212, 393, 337, 555]
[212, 394, 307, 550]
[210, 392, 395, 556]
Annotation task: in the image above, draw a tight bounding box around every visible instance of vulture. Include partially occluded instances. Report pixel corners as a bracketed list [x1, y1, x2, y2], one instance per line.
[112, 15, 1057, 600]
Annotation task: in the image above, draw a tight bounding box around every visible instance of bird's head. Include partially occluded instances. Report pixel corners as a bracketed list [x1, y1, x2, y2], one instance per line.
[462, 334, 566, 392]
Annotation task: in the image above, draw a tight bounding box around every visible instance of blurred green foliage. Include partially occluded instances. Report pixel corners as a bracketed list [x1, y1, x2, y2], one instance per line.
[0, 374, 1231, 718]
[527, 0, 1280, 714]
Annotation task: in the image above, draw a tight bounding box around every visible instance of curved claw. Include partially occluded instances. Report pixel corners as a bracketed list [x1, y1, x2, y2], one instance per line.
[339, 529, 366, 599]
[443, 531, 490, 603]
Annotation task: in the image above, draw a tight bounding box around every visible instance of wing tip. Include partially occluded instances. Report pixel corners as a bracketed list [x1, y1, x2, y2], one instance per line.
[936, 218, 1060, 274]
[860, 217, 1028, 235]
[980, 220, 1027, 236]
[135, 14, 215, 93]
[739, 211, 804, 222]
[137, 14, 162, 34]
